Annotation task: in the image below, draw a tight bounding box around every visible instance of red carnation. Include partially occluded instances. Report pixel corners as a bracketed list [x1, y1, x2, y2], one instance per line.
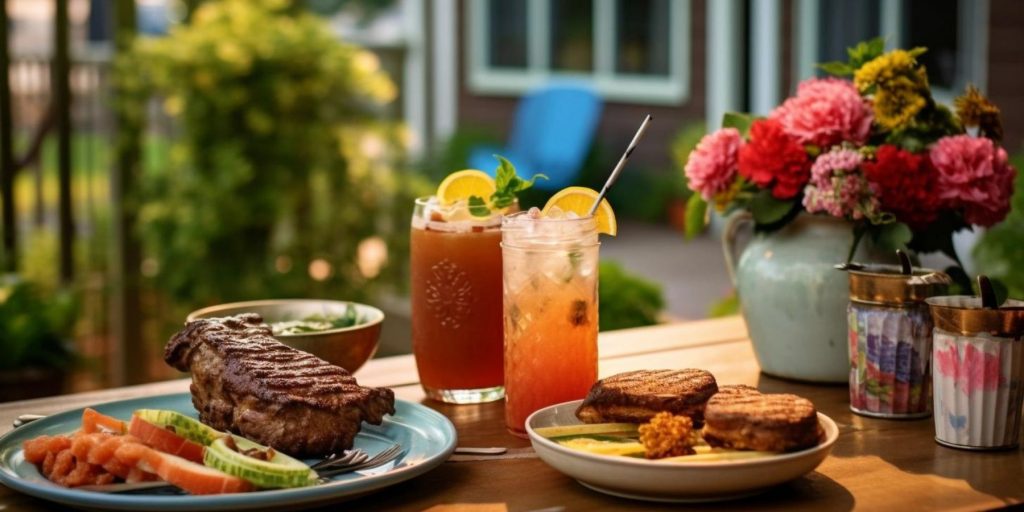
[738, 119, 812, 199]
[862, 145, 942, 228]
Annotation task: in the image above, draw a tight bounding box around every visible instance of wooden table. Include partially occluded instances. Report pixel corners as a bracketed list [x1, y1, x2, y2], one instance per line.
[2, 316, 1022, 511]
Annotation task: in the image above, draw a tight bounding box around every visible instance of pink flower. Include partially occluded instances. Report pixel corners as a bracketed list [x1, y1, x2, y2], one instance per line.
[685, 128, 742, 200]
[929, 135, 1016, 226]
[802, 148, 879, 220]
[770, 78, 873, 148]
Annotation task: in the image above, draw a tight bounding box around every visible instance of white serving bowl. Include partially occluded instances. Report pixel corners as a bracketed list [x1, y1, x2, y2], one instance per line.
[526, 399, 839, 503]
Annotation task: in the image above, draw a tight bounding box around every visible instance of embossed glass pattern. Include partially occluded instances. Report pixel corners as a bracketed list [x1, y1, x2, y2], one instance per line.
[410, 197, 507, 404]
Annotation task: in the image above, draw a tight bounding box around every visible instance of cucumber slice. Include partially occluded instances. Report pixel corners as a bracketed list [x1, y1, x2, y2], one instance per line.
[548, 434, 638, 443]
[556, 438, 646, 456]
[533, 423, 639, 438]
[204, 436, 317, 489]
[134, 409, 223, 446]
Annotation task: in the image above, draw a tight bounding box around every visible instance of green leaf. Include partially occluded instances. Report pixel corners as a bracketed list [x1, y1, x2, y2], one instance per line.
[867, 36, 886, 56]
[721, 112, 754, 137]
[990, 278, 1010, 306]
[817, 61, 854, 77]
[468, 195, 491, 217]
[749, 190, 796, 225]
[684, 194, 708, 240]
[490, 154, 547, 208]
[874, 222, 912, 251]
[494, 155, 516, 191]
[847, 36, 886, 68]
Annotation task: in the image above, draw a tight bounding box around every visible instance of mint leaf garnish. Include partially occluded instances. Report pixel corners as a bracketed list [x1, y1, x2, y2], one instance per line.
[468, 195, 492, 217]
[491, 155, 547, 209]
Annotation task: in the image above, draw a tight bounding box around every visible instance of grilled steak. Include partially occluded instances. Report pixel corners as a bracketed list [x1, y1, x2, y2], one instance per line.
[715, 384, 760, 397]
[575, 369, 718, 426]
[702, 392, 822, 452]
[164, 313, 395, 458]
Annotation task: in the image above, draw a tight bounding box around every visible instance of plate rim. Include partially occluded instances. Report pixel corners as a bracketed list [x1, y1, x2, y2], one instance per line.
[0, 392, 456, 510]
[526, 399, 839, 469]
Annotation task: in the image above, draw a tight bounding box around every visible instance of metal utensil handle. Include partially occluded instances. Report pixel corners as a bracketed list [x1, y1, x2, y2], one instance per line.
[978, 275, 998, 309]
[896, 249, 913, 275]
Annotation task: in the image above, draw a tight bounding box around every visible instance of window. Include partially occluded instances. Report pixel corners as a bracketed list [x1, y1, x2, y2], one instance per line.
[795, 0, 987, 103]
[466, 0, 690, 104]
[487, 1, 528, 69]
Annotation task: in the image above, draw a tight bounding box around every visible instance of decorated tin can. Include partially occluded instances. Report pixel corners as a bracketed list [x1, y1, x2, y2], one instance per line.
[928, 294, 1024, 450]
[844, 262, 950, 418]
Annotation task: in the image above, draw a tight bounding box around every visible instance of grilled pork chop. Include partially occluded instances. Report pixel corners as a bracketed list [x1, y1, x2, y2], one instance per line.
[575, 369, 718, 425]
[164, 313, 395, 458]
[702, 391, 821, 452]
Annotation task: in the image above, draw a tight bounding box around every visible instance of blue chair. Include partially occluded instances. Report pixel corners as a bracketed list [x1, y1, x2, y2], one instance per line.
[468, 83, 603, 191]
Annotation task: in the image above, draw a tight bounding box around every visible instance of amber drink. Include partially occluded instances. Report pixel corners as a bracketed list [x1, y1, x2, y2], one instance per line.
[502, 211, 599, 436]
[411, 197, 505, 403]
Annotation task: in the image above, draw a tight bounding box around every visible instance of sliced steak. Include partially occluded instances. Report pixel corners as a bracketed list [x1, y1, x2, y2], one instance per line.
[164, 313, 395, 458]
[575, 369, 718, 426]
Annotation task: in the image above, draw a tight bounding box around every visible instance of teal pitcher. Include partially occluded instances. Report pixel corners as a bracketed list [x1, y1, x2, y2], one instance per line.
[723, 213, 886, 382]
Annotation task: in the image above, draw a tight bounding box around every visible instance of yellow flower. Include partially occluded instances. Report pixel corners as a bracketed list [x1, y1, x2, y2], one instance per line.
[713, 180, 743, 212]
[873, 85, 927, 131]
[854, 49, 930, 131]
[955, 85, 1003, 141]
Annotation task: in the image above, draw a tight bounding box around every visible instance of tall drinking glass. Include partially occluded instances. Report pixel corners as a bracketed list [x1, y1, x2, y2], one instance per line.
[411, 197, 506, 404]
[501, 212, 600, 437]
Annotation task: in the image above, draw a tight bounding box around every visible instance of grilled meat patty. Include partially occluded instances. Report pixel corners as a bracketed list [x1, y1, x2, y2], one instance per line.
[715, 384, 760, 396]
[575, 369, 718, 426]
[164, 313, 395, 458]
[702, 391, 822, 452]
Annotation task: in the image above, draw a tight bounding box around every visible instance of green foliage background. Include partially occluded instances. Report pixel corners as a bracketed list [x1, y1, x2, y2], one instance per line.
[975, 152, 1024, 298]
[118, 0, 428, 312]
[598, 260, 664, 331]
[0, 279, 76, 370]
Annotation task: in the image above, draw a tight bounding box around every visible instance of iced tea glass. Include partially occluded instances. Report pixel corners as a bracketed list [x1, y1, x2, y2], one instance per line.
[501, 212, 600, 437]
[411, 197, 506, 404]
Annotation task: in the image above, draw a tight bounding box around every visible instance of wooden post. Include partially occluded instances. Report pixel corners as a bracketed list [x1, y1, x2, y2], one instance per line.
[110, 0, 144, 385]
[0, 0, 15, 271]
[54, 0, 74, 283]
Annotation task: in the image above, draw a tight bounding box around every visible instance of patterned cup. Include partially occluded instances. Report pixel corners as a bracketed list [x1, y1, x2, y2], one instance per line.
[928, 296, 1024, 450]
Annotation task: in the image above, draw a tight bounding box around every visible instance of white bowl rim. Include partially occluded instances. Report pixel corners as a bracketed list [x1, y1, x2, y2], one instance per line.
[526, 399, 839, 469]
[185, 299, 385, 336]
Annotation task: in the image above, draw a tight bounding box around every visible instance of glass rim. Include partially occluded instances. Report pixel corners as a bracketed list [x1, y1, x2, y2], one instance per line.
[501, 210, 596, 225]
[500, 241, 600, 251]
[414, 195, 519, 207]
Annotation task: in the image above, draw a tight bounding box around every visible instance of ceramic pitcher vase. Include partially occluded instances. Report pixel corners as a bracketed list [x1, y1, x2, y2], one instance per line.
[723, 213, 886, 382]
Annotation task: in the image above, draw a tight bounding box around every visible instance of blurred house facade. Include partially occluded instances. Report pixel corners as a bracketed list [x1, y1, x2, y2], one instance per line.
[406, 0, 1023, 170]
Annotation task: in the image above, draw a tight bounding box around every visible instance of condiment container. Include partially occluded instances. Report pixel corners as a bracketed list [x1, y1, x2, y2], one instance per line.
[842, 258, 950, 418]
[927, 292, 1024, 450]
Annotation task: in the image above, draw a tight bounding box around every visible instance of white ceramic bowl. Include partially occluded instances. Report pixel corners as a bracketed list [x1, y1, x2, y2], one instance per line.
[526, 400, 839, 503]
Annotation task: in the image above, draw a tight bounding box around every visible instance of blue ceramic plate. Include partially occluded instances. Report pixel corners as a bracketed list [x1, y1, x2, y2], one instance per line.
[0, 393, 456, 511]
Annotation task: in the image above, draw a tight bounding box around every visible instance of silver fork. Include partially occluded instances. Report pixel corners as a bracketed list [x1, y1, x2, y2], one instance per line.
[315, 444, 403, 481]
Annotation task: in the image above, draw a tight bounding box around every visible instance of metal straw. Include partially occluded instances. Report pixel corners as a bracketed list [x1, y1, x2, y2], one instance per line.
[588, 114, 653, 216]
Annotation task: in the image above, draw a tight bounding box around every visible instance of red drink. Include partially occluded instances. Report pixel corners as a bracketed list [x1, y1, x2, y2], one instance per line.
[411, 197, 505, 403]
[502, 212, 600, 436]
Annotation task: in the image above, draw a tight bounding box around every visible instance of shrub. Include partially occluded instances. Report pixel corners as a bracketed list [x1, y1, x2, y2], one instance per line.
[118, 0, 426, 311]
[598, 260, 665, 331]
[0, 278, 76, 371]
